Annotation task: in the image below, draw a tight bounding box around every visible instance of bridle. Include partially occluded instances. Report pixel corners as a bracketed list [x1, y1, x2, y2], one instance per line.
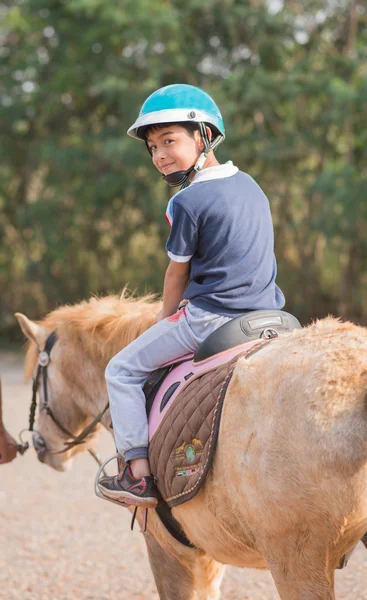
[19, 330, 108, 471]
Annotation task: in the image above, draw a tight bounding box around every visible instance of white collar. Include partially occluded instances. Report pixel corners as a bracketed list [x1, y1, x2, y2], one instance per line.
[191, 161, 238, 185]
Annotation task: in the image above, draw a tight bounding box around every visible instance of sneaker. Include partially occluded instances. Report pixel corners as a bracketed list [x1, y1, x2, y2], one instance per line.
[98, 464, 158, 508]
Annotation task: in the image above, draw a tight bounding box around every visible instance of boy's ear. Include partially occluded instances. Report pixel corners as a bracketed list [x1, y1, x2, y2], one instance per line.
[206, 126, 212, 141]
[195, 130, 205, 150]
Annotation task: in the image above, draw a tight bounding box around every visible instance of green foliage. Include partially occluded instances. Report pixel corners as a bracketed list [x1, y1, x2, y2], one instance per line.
[1, 0, 366, 339]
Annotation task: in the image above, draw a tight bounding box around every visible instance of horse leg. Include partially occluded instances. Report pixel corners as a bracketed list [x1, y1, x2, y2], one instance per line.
[270, 569, 335, 600]
[263, 535, 336, 600]
[144, 531, 225, 600]
[194, 554, 226, 600]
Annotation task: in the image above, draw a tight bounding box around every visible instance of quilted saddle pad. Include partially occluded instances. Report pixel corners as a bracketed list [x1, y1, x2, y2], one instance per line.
[149, 340, 268, 508]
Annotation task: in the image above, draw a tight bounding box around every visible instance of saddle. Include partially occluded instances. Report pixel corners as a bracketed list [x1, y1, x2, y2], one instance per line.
[145, 310, 301, 507]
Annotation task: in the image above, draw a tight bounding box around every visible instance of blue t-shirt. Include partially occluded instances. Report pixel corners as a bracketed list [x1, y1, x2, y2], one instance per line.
[165, 162, 285, 318]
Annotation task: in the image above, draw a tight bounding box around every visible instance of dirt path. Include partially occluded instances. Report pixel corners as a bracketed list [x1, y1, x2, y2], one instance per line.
[0, 351, 366, 599]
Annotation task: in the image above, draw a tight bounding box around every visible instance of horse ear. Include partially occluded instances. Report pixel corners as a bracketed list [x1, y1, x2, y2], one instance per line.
[14, 313, 49, 349]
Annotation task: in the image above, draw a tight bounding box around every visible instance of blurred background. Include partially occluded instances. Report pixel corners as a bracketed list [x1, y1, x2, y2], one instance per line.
[1, 0, 366, 344]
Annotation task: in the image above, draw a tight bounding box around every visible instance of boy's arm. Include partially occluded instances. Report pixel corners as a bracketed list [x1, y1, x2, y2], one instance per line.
[159, 259, 190, 320]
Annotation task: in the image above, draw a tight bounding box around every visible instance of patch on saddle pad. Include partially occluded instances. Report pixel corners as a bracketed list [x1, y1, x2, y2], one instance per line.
[149, 340, 269, 508]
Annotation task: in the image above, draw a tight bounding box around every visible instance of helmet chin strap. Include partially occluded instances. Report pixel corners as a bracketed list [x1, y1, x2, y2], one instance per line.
[162, 123, 224, 189]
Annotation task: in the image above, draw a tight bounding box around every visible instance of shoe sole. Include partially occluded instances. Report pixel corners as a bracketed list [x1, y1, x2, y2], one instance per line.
[97, 484, 158, 508]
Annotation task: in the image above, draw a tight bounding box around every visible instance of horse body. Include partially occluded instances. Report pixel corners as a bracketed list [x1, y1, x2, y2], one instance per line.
[15, 296, 367, 599]
[175, 328, 367, 572]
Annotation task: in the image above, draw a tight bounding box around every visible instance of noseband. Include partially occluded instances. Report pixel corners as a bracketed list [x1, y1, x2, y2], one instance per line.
[19, 331, 108, 470]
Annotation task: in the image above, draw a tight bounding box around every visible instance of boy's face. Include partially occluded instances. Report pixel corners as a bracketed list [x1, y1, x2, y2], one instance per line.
[146, 125, 203, 176]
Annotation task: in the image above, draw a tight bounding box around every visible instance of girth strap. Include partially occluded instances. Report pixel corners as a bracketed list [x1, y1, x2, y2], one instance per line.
[156, 497, 195, 548]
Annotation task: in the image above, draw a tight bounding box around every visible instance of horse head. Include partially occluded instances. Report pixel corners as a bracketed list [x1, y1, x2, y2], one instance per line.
[14, 294, 160, 472]
[15, 312, 108, 471]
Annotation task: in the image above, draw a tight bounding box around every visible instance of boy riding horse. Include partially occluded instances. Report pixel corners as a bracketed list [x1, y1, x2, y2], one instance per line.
[98, 84, 285, 507]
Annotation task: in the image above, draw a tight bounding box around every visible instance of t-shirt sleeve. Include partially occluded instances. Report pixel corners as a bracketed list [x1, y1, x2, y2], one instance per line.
[165, 201, 198, 263]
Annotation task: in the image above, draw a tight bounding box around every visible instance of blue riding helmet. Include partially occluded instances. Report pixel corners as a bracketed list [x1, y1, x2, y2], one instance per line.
[128, 84, 225, 140]
[127, 84, 225, 188]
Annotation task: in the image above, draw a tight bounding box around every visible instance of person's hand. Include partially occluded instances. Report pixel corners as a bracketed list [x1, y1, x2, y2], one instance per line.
[178, 299, 189, 310]
[0, 428, 18, 464]
[156, 299, 189, 323]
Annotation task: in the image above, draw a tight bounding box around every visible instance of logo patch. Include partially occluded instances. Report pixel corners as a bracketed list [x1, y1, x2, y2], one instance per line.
[185, 444, 196, 463]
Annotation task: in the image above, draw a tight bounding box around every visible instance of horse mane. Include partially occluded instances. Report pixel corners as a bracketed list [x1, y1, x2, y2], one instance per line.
[24, 291, 162, 380]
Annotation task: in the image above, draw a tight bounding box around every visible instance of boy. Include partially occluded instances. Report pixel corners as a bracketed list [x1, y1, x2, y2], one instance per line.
[98, 84, 285, 508]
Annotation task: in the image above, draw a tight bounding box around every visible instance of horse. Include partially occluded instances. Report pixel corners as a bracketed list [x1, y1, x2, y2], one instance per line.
[15, 293, 367, 600]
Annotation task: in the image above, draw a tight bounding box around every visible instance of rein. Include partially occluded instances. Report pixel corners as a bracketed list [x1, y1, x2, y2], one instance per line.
[19, 330, 108, 472]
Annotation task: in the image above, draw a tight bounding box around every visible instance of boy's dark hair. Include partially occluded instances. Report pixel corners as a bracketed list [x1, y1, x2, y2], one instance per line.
[141, 121, 200, 142]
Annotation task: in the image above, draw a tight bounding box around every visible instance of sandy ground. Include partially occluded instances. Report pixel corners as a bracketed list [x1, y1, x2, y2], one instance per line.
[0, 350, 366, 600]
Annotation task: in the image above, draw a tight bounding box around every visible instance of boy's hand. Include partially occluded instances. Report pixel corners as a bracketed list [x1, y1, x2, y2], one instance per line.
[178, 299, 189, 310]
[156, 299, 188, 323]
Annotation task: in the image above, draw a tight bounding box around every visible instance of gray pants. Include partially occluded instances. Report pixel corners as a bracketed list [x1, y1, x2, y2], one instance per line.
[105, 303, 231, 461]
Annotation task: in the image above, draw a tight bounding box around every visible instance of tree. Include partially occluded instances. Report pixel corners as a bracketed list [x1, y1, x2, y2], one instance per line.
[1, 0, 366, 339]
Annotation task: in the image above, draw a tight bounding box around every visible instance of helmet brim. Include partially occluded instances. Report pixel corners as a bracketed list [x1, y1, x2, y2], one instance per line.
[127, 108, 224, 140]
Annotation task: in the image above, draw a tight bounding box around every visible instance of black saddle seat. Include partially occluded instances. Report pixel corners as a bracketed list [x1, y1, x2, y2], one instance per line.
[193, 310, 302, 363]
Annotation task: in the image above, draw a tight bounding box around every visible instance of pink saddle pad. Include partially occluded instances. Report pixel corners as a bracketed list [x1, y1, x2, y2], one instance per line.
[148, 339, 261, 440]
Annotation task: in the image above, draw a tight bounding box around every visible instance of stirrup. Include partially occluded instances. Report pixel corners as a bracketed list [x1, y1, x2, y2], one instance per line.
[95, 454, 150, 532]
[94, 452, 129, 509]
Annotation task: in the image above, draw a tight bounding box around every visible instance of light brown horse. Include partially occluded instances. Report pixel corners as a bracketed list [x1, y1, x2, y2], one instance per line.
[15, 294, 367, 600]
